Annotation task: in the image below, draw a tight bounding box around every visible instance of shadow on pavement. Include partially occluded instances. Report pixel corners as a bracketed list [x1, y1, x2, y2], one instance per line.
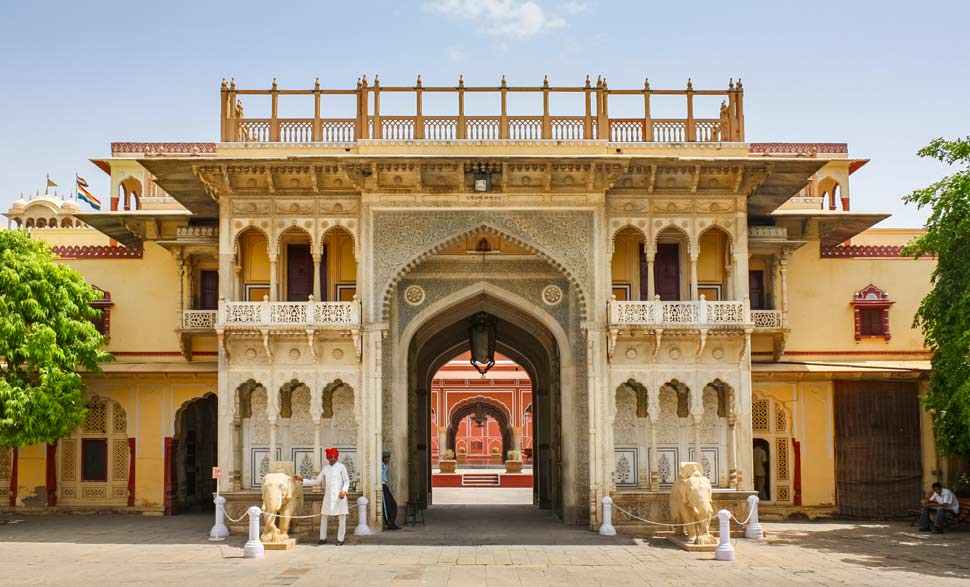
[767, 520, 970, 580]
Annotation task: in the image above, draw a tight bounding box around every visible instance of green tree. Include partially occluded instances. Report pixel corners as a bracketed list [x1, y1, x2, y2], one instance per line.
[903, 136, 970, 457]
[0, 230, 111, 447]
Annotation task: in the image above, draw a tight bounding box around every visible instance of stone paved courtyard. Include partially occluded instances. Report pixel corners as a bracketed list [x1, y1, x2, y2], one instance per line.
[2, 506, 970, 586]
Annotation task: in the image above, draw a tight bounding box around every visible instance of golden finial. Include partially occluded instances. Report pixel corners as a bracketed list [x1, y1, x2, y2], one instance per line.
[584, 74, 591, 88]
[501, 74, 507, 88]
[374, 74, 380, 87]
[686, 78, 693, 90]
[361, 74, 368, 85]
[737, 78, 743, 89]
[221, 78, 228, 90]
[644, 77, 650, 90]
[458, 73, 464, 87]
[543, 74, 549, 87]
[729, 78, 734, 90]
[272, 77, 278, 90]
[416, 74, 422, 87]
[596, 75, 602, 88]
[230, 78, 237, 91]
[314, 77, 320, 90]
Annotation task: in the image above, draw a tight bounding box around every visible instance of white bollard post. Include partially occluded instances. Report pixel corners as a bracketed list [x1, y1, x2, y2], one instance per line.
[208, 494, 229, 541]
[243, 506, 265, 559]
[745, 494, 764, 540]
[714, 509, 735, 561]
[354, 496, 372, 536]
[598, 495, 617, 536]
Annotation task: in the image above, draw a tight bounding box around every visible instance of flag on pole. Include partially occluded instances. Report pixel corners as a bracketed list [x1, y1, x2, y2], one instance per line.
[46, 177, 58, 188]
[76, 175, 101, 210]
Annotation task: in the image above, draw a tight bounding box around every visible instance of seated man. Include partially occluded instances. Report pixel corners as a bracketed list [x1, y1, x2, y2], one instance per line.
[919, 482, 960, 533]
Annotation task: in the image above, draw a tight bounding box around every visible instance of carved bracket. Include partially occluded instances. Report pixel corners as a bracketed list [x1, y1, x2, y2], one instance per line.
[306, 329, 318, 360]
[607, 328, 618, 362]
[260, 329, 273, 359]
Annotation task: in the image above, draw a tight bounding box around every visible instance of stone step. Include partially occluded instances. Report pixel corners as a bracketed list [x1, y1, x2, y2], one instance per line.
[461, 474, 501, 487]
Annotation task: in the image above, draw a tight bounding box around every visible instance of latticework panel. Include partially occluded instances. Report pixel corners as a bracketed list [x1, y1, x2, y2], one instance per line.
[83, 403, 107, 433]
[112, 439, 129, 481]
[113, 405, 127, 434]
[776, 437, 789, 481]
[774, 405, 787, 433]
[61, 439, 76, 482]
[0, 448, 11, 481]
[752, 399, 769, 432]
[776, 485, 790, 502]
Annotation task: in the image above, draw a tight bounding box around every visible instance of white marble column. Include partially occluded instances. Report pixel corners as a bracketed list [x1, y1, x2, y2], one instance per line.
[689, 252, 699, 301]
[647, 386, 660, 490]
[312, 253, 322, 301]
[727, 414, 738, 489]
[269, 256, 279, 302]
[232, 417, 243, 491]
[311, 386, 322, 478]
[645, 245, 656, 300]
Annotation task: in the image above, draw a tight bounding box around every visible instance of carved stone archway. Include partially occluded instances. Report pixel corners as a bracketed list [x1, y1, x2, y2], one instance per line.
[446, 396, 513, 459]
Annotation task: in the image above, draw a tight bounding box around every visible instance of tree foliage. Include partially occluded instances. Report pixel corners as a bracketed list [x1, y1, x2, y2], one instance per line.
[903, 136, 970, 457]
[0, 230, 111, 447]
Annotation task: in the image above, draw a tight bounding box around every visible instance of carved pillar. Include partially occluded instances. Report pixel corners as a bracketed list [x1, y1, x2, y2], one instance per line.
[724, 256, 735, 301]
[269, 254, 279, 302]
[232, 417, 242, 491]
[233, 263, 241, 301]
[312, 253, 322, 302]
[647, 386, 660, 490]
[727, 414, 738, 489]
[689, 251, 699, 301]
[779, 253, 790, 326]
[645, 244, 656, 301]
[311, 386, 322, 478]
[733, 209, 750, 304]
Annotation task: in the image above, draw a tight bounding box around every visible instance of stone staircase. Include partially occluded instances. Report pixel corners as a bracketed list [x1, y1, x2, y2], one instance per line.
[461, 473, 500, 487]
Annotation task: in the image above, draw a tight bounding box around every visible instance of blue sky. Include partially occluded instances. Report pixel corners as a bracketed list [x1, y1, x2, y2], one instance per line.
[1, 0, 968, 226]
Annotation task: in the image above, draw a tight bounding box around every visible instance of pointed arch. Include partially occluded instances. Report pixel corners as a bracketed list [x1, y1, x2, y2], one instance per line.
[660, 379, 691, 418]
[380, 223, 589, 321]
[616, 378, 649, 418]
[321, 378, 354, 419]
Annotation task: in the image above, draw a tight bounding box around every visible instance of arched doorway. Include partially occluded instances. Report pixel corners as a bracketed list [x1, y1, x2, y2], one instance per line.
[403, 287, 569, 519]
[173, 394, 218, 513]
[446, 395, 513, 464]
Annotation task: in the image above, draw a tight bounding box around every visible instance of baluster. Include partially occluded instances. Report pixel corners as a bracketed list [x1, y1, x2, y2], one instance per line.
[270, 78, 280, 142]
[372, 76, 382, 139]
[313, 78, 321, 142]
[541, 75, 551, 139]
[500, 75, 509, 139]
[685, 78, 695, 142]
[457, 74, 466, 139]
[415, 75, 424, 139]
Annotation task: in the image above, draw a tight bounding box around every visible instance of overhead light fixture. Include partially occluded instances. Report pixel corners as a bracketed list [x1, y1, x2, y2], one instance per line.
[468, 312, 496, 376]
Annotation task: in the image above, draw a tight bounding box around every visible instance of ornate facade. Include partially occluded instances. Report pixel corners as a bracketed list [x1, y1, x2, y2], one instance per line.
[1, 76, 943, 529]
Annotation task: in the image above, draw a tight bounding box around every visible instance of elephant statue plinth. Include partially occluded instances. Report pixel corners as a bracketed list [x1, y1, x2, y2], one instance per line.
[260, 462, 304, 547]
[668, 462, 717, 548]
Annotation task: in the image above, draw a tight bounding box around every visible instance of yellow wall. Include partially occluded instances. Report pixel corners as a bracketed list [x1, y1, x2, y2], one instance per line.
[784, 238, 934, 355]
[611, 227, 642, 299]
[697, 228, 727, 286]
[10, 374, 216, 512]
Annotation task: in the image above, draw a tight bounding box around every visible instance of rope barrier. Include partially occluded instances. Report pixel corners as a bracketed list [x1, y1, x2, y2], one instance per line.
[611, 502, 754, 529]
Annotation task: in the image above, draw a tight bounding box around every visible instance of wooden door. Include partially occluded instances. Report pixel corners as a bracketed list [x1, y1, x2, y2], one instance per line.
[286, 244, 313, 302]
[654, 243, 680, 301]
[199, 270, 218, 310]
[834, 381, 922, 518]
[749, 270, 766, 310]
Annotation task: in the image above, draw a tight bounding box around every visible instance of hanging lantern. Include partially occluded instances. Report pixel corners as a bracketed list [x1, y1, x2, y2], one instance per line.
[468, 312, 496, 376]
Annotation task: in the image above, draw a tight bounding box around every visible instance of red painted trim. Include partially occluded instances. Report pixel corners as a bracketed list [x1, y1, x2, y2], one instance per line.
[749, 142, 848, 154]
[9, 447, 18, 507]
[792, 440, 802, 507]
[163, 437, 173, 515]
[432, 474, 462, 487]
[127, 438, 136, 507]
[46, 443, 57, 507]
[821, 245, 934, 259]
[51, 245, 143, 259]
[500, 474, 534, 488]
[111, 142, 217, 155]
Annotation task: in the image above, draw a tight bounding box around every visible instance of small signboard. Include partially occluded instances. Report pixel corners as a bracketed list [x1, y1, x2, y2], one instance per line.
[212, 466, 222, 480]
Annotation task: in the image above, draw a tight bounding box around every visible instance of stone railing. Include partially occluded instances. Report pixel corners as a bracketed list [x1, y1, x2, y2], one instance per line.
[609, 299, 749, 328]
[748, 226, 788, 239]
[176, 226, 218, 239]
[219, 300, 360, 329]
[182, 310, 217, 330]
[750, 310, 783, 329]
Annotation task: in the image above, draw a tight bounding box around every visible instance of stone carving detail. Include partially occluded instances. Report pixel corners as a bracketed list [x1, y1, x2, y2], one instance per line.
[669, 462, 716, 545]
[112, 439, 129, 480]
[404, 285, 426, 306]
[541, 284, 563, 306]
[613, 386, 638, 445]
[372, 210, 594, 319]
[260, 464, 303, 544]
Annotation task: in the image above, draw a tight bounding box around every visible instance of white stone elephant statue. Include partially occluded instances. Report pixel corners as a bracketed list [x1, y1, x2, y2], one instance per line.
[260, 463, 304, 544]
[668, 462, 716, 545]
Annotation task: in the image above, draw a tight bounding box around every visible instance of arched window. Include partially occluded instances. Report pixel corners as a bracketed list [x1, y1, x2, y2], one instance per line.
[851, 284, 893, 341]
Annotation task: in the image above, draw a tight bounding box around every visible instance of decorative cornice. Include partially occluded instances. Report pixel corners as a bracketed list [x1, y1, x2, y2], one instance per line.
[51, 245, 144, 259]
[820, 245, 923, 258]
[111, 142, 217, 156]
[749, 143, 848, 155]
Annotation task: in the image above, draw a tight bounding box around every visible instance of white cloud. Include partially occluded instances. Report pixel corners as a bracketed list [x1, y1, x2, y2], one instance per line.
[561, 1, 590, 15]
[424, 1, 571, 40]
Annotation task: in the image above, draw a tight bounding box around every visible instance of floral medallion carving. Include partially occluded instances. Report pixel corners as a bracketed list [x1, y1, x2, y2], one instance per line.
[541, 284, 563, 306]
[404, 285, 426, 306]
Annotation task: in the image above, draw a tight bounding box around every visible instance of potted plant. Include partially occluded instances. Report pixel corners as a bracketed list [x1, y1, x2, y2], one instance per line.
[439, 449, 457, 473]
[505, 449, 523, 474]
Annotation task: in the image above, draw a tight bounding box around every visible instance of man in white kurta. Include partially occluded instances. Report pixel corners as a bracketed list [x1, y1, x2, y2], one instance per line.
[300, 447, 350, 545]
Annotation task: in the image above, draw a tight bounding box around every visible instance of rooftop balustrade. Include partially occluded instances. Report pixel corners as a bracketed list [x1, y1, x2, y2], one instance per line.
[220, 76, 744, 144]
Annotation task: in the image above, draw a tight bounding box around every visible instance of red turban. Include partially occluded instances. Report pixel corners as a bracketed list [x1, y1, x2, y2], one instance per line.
[325, 448, 339, 460]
